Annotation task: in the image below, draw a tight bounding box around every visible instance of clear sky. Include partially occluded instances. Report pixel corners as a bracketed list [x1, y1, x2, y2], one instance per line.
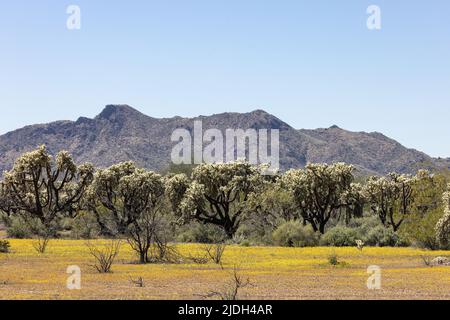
[1, 1, 449, 157]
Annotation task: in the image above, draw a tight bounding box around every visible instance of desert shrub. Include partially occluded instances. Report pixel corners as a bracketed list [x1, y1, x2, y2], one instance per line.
[130, 276, 145, 287]
[176, 222, 227, 244]
[232, 222, 274, 245]
[127, 211, 180, 264]
[323, 216, 409, 247]
[87, 240, 121, 273]
[404, 210, 443, 250]
[320, 226, 358, 247]
[364, 225, 408, 247]
[327, 252, 348, 267]
[204, 243, 226, 264]
[71, 211, 101, 239]
[347, 215, 381, 234]
[33, 237, 50, 254]
[239, 240, 251, 247]
[6, 216, 33, 239]
[272, 221, 320, 247]
[0, 240, 10, 253]
[328, 252, 339, 265]
[197, 267, 252, 300]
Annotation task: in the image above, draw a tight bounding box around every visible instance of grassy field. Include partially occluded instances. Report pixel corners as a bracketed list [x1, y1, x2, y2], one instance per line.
[0, 240, 449, 300]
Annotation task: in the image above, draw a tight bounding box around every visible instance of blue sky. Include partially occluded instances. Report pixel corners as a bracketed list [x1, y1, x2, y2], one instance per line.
[1, 1, 449, 157]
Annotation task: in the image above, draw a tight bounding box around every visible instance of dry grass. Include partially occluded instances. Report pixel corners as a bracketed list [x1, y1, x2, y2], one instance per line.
[0, 240, 449, 300]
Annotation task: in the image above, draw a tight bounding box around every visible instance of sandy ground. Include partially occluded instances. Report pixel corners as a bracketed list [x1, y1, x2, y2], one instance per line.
[0, 240, 449, 300]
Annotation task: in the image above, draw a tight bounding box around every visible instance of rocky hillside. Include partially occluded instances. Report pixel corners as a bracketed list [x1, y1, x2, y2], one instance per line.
[0, 105, 448, 176]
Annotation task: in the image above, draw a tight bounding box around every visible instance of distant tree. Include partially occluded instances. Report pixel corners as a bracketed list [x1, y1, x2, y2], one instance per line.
[166, 162, 265, 238]
[282, 163, 355, 234]
[436, 184, 450, 247]
[412, 170, 446, 215]
[402, 171, 447, 249]
[0, 146, 94, 241]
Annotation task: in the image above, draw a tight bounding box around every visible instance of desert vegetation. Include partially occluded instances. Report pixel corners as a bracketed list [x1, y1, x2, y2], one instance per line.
[1, 146, 450, 252]
[0, 146, 449, 300]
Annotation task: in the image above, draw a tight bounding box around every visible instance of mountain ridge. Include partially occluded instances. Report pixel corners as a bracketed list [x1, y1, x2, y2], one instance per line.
[0, 105, 448, 176]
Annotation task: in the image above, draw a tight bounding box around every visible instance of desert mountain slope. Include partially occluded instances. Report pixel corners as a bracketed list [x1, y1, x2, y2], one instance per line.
[0, 105, 448, 175]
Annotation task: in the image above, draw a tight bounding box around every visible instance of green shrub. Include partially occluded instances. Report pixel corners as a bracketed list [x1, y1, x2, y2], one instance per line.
[70, 212, 101, 239]
[320, 226, 358, 247]
[176, 222, 227, 244]
[0, 240, 10, 253]
[328, 252, 339, 265]
[234, 222, 274, 245]
[365, 225, 409, 247]
[6, 216, 33, 239]
[400, 208, 442, 250]
[239, 240, 251, 247]
[272, 221, 319, 247]
[347, 215, 381, 235]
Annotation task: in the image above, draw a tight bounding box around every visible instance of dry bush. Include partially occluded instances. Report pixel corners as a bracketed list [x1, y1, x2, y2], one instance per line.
[148, 235, 182, 263]
[129, 276, 145, 287]
[33, 236, 50, 254]
[87, 240, 121, 273]
[197, 266, 252, 300]
[421, 256, 432, 267]
[204, 243, 226, 265]
[0, 240, 11, 253]
[126, 211, 182, 264]
[186, 254, 209, 264]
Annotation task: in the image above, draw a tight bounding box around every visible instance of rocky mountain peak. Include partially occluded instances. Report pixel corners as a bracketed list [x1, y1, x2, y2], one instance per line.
[95, 104, 145, 120]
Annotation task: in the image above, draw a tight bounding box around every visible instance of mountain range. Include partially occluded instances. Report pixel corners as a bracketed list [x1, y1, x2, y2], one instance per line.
[0, 105, 448, 176]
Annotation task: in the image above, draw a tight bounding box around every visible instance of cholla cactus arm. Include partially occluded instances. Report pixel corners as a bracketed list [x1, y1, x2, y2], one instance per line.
[165, 174, 190, 216]
[436, 184, 450, 246]
[179, 181, 207, 223]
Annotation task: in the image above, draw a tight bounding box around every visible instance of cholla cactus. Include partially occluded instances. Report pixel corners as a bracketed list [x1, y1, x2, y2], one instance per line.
[363, 172, 416, 232]
[166, 161, 265, 238]
[0, 145, 94, 227]
[355, 240, 365, 251]
[282, 162, 355, 234]
[436, 184, 450, 246]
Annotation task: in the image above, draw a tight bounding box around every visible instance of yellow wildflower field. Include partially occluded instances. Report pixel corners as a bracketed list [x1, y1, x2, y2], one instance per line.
[0, 240, 449, 300]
